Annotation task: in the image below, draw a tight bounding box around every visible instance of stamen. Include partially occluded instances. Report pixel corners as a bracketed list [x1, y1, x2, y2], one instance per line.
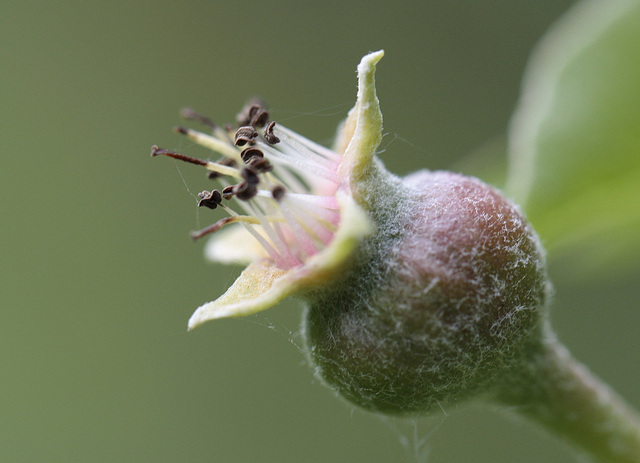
[174, 126, 241, 162]
[151, 145, 242, 179]
[197, 190, 222, 209]
[221, 185, 235, 200]
[274, 124, 342, 162]
[233, 181, 258, 201]
[206, 158, 238, 180]
[264, 165, 308, 194]
[286, 200, 336, 244]
[190, 213, 285, 241]
[249, 106, 270, 128]
[276, 199, 319, 257]
[273, 135, 339, 172]
[284, 192, 339, 210]
[247, 157, 273, 173]
[190, 217, 236, 241]
[236, 99, 268, 127]
[256, 142, 338, 183]
[157, 103, 346, 271]
[238, 202, 301, 267]
[241, 166, 260, 186]
[271, 185, 286, 201]
[253, 188, 337, 240]
[285, 194, 340, 225]
[240, 147, 264, 163]
[264, 121, 280, 144]
[258, 193, 290, 256]
[234, 126, 258, 146]
[181, 107, 217, 130]
[151, 145, 207, 166]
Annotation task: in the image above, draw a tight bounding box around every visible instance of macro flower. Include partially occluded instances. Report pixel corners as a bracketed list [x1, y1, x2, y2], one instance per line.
[152, 51, 385, 330]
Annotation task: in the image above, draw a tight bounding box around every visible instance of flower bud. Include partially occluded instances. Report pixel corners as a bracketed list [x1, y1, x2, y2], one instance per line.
[302, 169, 550, 415]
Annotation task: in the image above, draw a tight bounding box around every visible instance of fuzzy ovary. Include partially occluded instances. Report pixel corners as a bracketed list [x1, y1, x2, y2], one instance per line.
[303, 169, 550, 415]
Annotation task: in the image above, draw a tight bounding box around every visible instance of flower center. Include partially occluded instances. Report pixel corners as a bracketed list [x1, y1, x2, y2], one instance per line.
[151, 104, 342, 270]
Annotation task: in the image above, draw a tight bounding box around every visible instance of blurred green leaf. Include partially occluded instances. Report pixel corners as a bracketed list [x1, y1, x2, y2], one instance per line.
[452, 135, 508, 189]
[506, 0, 640, 272]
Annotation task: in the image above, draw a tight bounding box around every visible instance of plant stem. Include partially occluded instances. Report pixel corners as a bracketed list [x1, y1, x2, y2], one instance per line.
[497, 333, 640, 462]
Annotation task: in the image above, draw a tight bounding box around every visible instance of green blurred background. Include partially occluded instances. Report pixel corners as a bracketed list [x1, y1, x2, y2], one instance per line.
[3, 1, 638, 462]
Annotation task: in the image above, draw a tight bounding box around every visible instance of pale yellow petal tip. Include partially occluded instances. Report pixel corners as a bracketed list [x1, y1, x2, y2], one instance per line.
[341, 51, 384, 182]
[358, 50, 385, 74]
[357, 50, 384, 103]
[187, 302, 233, 330]
[335, 51, 385, 157]
[187, 300, 255, 330]
[187, 260, 291, 330]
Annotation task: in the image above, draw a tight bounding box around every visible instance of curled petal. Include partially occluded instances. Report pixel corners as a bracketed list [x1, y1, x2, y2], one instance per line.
[337, 50, 384, 185]
[188, 259, 292, 329]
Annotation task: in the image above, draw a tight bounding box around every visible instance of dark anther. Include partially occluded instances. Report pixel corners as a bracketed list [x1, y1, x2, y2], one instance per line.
[271, 185, 286, 201]
[220, 158, 238, 168]
[234, 126, 258, 146]
[236, 99, 268, 127]
[233, 182, 248, 195]
[264, 121, 280, 144]
[248, 157, 273, 174]
[237, 103, 269, 128]
[150, 145, 208, 166]
[180, 108, 217, 130]
[150, 145, 161, 156]
[249, 107, 270, 128]
[236, 103, 258, 127]
[241, 166, 260, 186]
[221, 185, 235, 200]
[174, 126, 189, 135]
[197, 190, 223, 209]
[206, 158, 238, 179]
[240, 147, 264, 163]
[233, 182, 258, 201]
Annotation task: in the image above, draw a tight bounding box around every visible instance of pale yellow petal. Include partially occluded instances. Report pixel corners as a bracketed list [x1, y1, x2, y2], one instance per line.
[188, 260, 292, 329]
[332, 116, 353, 156]
[203, 224, 268, 265]
[339, 50, 384, 182]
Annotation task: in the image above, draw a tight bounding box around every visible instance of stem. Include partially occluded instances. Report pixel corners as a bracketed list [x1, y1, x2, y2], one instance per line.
[497, 334, 640, 462]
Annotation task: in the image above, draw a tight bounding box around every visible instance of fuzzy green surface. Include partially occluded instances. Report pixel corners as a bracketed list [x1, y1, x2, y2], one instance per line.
[303, 164, 549, 414]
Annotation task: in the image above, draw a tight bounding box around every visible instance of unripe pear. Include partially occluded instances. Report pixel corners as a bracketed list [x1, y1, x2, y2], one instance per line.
[302, 169, 550, 414]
